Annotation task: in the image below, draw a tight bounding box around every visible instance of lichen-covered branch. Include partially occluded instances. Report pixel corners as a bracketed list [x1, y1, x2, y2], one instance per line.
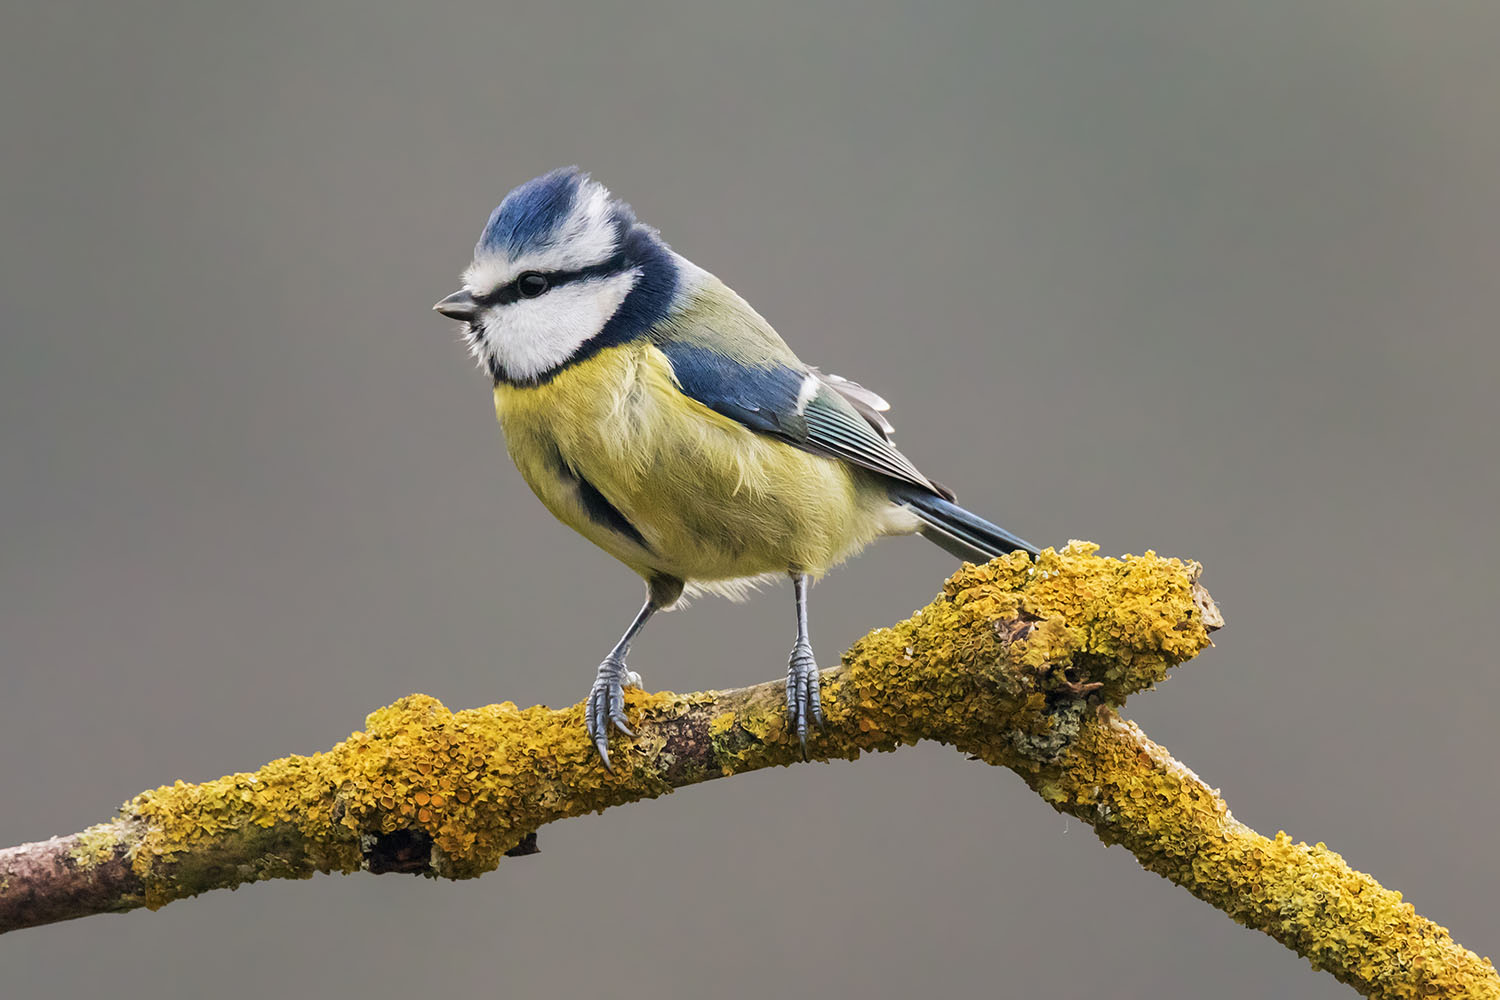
[1, 545, 1493, 998]
[1016, 710, 1497, 998]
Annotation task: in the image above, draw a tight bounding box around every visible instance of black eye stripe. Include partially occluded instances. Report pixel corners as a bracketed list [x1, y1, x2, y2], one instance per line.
[472, 251, 631, 307]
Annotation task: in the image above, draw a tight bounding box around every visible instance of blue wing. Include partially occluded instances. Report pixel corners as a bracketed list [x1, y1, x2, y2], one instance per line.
[659, 341, 950, 498]
[658, 342, 804, 438]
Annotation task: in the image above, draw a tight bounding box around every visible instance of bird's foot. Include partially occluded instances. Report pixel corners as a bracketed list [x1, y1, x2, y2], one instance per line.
[586, 655, 639, 772]
[785, 639, 824, 756]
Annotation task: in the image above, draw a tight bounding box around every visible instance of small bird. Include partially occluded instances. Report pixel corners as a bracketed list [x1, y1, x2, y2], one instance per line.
[435, 167, 1039, 769]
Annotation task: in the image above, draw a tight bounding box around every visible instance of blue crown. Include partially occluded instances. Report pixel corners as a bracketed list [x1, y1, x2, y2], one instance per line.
[476, 166, 588, 258]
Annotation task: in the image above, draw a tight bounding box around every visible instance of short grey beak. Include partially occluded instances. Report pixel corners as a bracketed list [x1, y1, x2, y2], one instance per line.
[433, 289, 478, 322]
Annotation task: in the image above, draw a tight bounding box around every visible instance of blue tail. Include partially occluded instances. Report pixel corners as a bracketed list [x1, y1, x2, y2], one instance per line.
[894, 488, 1040, 562]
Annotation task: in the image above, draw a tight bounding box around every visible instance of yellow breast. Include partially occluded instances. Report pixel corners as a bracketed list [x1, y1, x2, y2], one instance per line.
[492, 344, 897, 586]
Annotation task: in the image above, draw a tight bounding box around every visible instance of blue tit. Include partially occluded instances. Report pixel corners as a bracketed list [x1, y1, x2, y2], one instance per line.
[434, 167, 1039, 770]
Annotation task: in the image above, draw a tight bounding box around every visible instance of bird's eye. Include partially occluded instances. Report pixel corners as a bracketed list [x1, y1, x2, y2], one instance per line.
[517, 272, 550, 298]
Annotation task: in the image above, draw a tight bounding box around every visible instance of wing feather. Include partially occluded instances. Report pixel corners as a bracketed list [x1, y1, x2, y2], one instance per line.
[660, 342, 948, 497]
[812, 368, 895, 440]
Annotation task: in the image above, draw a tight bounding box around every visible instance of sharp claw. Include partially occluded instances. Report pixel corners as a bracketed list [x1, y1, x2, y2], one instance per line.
[588, 654, 642, 771]
[609, 684, 632, 735]
[786, 640, 823, 756]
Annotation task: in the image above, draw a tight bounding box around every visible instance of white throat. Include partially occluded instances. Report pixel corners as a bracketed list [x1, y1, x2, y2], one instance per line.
[468, 268, 640, 382]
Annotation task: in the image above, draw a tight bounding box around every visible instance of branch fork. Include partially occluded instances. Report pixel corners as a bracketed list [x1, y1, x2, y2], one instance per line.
[2, 543, 1492, 999]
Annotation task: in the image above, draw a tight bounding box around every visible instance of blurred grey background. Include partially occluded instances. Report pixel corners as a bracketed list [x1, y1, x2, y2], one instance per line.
[3, 3, 1497, 997]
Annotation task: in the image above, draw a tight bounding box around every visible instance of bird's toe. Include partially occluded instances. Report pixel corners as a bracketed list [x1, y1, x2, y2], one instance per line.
[786, 641, 823, 757]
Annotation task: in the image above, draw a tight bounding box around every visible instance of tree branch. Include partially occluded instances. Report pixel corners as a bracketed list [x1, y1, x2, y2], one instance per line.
[2, 545, 1493, 998]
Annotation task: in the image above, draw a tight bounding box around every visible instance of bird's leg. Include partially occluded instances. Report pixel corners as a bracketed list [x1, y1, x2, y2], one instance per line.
[786, 572, 824, 755]
[586, 598, 657, 772]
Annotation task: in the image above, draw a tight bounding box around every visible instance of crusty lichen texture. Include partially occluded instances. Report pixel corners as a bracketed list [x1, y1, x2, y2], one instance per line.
[121, 543, 1210, 902]
[8, 543, 1495, 998]
[1028, 713, 1498, 999]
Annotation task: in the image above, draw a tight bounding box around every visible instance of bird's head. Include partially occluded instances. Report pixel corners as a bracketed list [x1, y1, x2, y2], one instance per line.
[435, 167, 678, 385]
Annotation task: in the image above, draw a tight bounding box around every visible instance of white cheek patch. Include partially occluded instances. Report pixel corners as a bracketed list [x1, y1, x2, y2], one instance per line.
[463, 183, 619, 296]
[471, 269, 640, 381]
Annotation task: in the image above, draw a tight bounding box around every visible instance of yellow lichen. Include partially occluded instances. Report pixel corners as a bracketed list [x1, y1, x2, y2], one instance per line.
[126, 685, 726, 904]
[828, 543, 1212, 768]
[68, 821, 127, 870]
[1022, 712, 1499, 998]
[7, 539, 1497, 995]
[69, 544, 1497, 993]
[116, 546, 1210, 908]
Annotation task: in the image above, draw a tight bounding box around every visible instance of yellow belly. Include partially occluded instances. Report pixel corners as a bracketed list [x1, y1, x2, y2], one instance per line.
[492, 344, 903, 589]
